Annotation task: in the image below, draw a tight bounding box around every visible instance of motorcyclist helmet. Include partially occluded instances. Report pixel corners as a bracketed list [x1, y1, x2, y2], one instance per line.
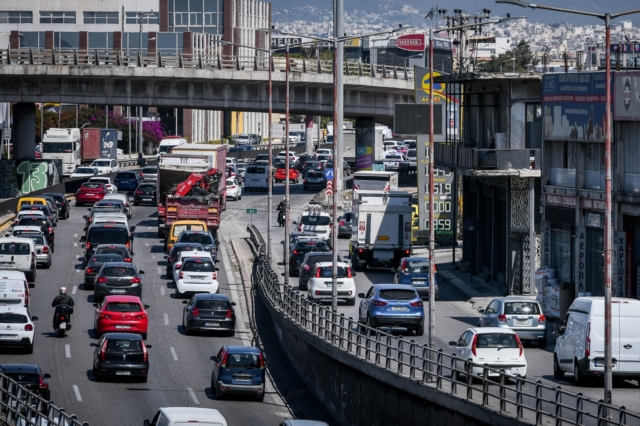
[59, 287, 68, 295]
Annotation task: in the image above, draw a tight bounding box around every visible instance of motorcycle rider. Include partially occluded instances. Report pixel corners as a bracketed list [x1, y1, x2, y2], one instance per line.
[276, 197, 286, 226]
[52, 287, 75, 328]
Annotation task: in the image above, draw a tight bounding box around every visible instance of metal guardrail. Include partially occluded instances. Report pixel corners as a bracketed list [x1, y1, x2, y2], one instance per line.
[247, 224, 640, 426]
[0, 374, 88, 426]
[0, 49, 415, 81]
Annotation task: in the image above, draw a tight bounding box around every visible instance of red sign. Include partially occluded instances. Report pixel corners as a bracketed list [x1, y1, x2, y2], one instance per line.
[395, 34, 426, 52]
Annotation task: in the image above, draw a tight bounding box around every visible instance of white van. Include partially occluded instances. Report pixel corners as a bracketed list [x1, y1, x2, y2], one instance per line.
[0, 271, 30, 307]
[0, 238, 36, 282]
[157, 137, 188, 159]
[144, 407, 227, 426]
[553, 297, 640, 385]
[243, 165, 269, 191]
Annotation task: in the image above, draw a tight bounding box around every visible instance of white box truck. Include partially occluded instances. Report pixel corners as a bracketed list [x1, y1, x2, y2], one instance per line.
[350, 191, 412, 270]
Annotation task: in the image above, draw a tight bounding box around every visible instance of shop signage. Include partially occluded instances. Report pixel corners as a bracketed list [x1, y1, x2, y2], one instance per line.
[395, 34, 426, 52]
[576, 227, 586, 293]
[615, 232, 627, 297]
[627, 232, 634, 298]
[545, 194, 577, 207]
[586, 212, 602, 228]
[615, 72, 640, 120]
[542, 223, 551, 267]
[581, 198, 606, 211]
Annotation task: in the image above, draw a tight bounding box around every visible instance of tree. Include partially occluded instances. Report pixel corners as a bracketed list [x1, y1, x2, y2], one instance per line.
[477, 39, 539, 73]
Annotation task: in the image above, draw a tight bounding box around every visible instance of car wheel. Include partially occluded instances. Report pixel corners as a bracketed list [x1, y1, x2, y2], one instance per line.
[44, 260, 50, 269]
[539, 338, 547, 348]
[229, 329, 235, 337]
[366, 314, 375, 329]
[346, 297, 356, 306]
[93, 367, 102, 381]
[574, 359, 587, 386]
[238, 195, 242, 200]
[299, 281, 307, 291]
[415, 324, 425, 336]
[25, 343, 33, 354]
[140, 375, 148, 383]
[174, 287, 182, 298]
[553, 355, 565, 380]
[157, 230, 163, 238]
[215, 384, 223, 399]
[76, 202, 83, 207]
[257, 393, 265, 402]
[141, 332, 147, 340]
[133, 201, 139, 206]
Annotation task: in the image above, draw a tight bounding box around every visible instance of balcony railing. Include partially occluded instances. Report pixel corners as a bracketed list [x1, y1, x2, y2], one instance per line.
[549, 168, 577, 188]
[624, 173, 640, 194]
[434, 144, 540, 172]
[585, 170, 605, 190]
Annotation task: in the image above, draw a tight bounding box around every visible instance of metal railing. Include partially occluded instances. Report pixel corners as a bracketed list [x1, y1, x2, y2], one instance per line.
[0, 48, 414, 81]
[0, 374, 88, 425]
[247, 224, 640, 426]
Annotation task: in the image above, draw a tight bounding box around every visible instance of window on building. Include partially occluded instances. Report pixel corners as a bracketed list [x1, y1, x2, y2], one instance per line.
[40, 11, 76, 24]
[0, 11, 33, 24]
[584, 143, 605, 190]
[83, 12, 119, 25]
[551, 226, 572, 282]
[125, 12, 159, 25]
[548, 141, 576, 187]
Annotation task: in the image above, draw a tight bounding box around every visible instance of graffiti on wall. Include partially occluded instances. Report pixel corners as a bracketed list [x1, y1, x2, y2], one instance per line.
[0, 159, 62, 198]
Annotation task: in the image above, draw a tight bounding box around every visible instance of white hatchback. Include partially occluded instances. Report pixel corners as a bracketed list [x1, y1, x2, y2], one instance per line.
[173, 252, 218, 297]
[88, 177, 118, 193]
[0, 304, 38, 353]
[294, 209, 332, 244]
[307, 262, 357, 305]
[449, 327, 527, 380]
[226, 179, 242, 201]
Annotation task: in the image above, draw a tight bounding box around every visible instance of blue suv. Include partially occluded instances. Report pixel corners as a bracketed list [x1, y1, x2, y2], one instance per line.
[392, 257, 439, 300]
[211, 345, 266, 401]
[114, 171, 141, 193]
[358, 284, 425, 336]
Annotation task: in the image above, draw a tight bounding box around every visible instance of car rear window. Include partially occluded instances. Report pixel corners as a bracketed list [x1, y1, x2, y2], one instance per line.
[82, 183, 103, 189]
[475, 333, 519, 348]
[379, 289, 418, 301]
[23, 235, 44, 245]
[142, 167, 157, 174]
[404, 260, 430, 272]
[173, 224, 205, 237]
[294, 240, 326, 250]
[504, 302, 540, 315]
[88, 228, 128, 244]
[106, 302, 141, 312]
[138, 185, 155, 191]
[317, 266, 349, 278]
[247, 166, 266, 174]
[172, 245, 204, 256]
[407, 149, 416, 157]
[386, 155, 403, 160]
[0, 313, 28, 323]
[196, 300, 229, 310]
[89, 254, 124, 265]
[18, 218, 47, 228]
[106, 339, 142, 352]
[182, 260, 214, 272]
[301, 216, 331, 226]
[116, 173, 137, 179]
[226, 353, 260, 368]
[307, 255, 337, 264]
[103, 267, 135, 277]
[0, 242, 31, 255]
[179, 234, 213, 245]
[95, 247, 128, 257]
[306, 172, 322, 178]
[5, 373, 39, 384]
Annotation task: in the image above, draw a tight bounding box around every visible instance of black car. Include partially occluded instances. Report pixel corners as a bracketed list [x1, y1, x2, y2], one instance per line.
[134, 183, 157, 206]
[84, 254, 125, 290]
[182, 293, 236, 336]
[176, 230, 218, 262]
[92, 333, 150, 382]
[0, 364, 51, 401]
[42, 193, 70, 220]
[17, 216, 55, 249]
[93, 262, 145, 303]
[166, 243, 204, 276]
[211, 345, 266, 401]
[302, 161, 324, 177]
[289, 239, 329, 276]
[298, 251, 342, 291]
[296, 155, 316, 172]
[94, 244, 133, 262]
[19, 204, 55, 225]
[83, 223, 132, 263]
[303, 171, 327, 190]
[283, 231, 318, 247]
[114, 171, 141, 193]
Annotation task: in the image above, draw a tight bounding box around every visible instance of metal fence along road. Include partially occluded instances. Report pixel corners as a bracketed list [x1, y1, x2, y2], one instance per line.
[0, 49, 416, 81]
[247, 224, 640, 426]
[0, 374, 88, 426]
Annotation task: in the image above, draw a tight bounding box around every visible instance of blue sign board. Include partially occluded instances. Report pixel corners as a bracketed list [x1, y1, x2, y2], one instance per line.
[324, 168, 334, 181]
[542, 72, 607, 142]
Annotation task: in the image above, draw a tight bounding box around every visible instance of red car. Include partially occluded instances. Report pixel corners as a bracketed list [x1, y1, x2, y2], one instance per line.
[274, 167, 300, 183]
[93, 295, 149, 339]
[75, 183, 107, 206]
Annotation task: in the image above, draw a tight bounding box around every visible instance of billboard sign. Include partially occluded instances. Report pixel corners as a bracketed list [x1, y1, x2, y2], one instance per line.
[542, 72, 607, 141]
[395, 34, 426, 52]
[414, 67, 446, 104]
[615, 72, 640, 120]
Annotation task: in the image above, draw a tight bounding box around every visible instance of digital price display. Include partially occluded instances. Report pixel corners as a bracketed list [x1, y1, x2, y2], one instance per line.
[424, 168, 455, 242]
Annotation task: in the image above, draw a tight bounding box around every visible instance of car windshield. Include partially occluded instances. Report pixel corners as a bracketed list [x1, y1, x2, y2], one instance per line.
[82, 183, 103, 189]
[90, 178, 109, 184]
[0, 242, 31, 255]
[306, 255, 335, 264]
[404, 260, 430, 273]
[106, 339, 142, 352]
[407, 149, 416, 157]
[0, 313, 28, 323]
[196, 300, 229, 310]
[22, 235, 44, 245]
[504, 302, 541, 315]
[179, 234, 213, 245]
[386, 155, 403, 160]
[318, 266, 349, 278]
[475, 333, 519, 348]
[5, 373, 39, 384]
[76, 168, 96, 174]
[226, 353, 260, 368]
[89, 255, 124, 265]
[42, 142, 73, 153]
[106, 302, 142, 312]
[88, 228, 128, 244]
[92, 161, 110, 167]
[103, 267, 135, 277]
[301, 216, 331, 226]
[379, 289, 417, 301]
[182, 260, 215, 272]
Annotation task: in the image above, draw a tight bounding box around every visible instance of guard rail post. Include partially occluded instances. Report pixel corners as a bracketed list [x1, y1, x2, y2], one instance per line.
[450, 355, 458, 394]
[482, 366, 489, 406]
[374, 331, 382, 366]
[554, 386, 562, 426]
[396, 336, 404, 374]
[347, 317, 355, 353]
[408, 341, 416, 379]
[435, 349, 443, 390]
[499, 372, 507, 413]
[465, 360, 473, 400]
[385, 333, 393, 370]
[575, 393, 583, 424]
[534, 380, 542, 424]
[597, 400, 604, 426]
[516, 378, 524, 419]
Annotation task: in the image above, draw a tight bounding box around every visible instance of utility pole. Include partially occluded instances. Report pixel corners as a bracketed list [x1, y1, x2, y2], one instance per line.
[284, 42, 291, 285]
[428, 28, 436, 353]
[267, 31, 273, 262]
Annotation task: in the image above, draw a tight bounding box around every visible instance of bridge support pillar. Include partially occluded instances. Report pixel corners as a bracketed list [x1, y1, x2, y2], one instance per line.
[305, 115, 314, 153]
[355, 117, 376, 172]
[13, 103, 36, 160]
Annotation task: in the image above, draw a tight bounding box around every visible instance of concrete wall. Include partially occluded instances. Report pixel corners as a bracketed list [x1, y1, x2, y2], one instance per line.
[0, 159, 62, 198]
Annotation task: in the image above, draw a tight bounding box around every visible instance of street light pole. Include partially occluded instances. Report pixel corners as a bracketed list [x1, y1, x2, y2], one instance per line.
[497, 0, 640, 407]
[428, 28, 436, 352]
[267, 32, 273, 262]
[284, 41, 291, 286]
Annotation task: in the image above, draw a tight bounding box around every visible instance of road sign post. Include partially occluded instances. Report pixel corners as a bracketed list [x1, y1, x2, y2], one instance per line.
[246, 208, 258, 225]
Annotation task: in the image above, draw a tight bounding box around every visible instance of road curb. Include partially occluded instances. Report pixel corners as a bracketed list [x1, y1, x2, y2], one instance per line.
[0, 214, 15, 235]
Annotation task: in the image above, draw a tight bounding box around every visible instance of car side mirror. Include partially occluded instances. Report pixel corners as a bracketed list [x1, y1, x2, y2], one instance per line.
[83, 215, 88, 219]
[130, 226, 136, 232]
[146, 345, 152, 348]
[478, 308, 485, 314]
[144, 305, 150, 309]
[358, 293, 365, 298]
[448, 341, 457, 346]
[144, 420, 151, 426]
[163, 255, 168, 259]
[182, 300, 188, 304]
[81, 244, 85, 248]
[391, 267, 397, 273]
[31, 316, 38, 321]
[215, 267, 220, 271]
[139, 271, 145, 274]
[44, 373, 51, 379]
[90, 343, 98, 347]
[3, 233, 8, 237]
[80, 236, 86, 242]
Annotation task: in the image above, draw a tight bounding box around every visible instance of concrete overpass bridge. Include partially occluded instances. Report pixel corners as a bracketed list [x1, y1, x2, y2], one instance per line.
[0, 48, 415, 126]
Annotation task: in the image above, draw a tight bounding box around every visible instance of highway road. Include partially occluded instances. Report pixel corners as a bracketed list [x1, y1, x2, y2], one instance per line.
[222, 181, 640, 415]
[0, 199, 301, 425]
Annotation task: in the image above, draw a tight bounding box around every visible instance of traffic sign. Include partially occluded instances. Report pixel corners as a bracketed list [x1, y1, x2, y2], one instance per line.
[324, 168, 334, 181]
[3, 128, 10, 141]
[246, 208, 258, 214]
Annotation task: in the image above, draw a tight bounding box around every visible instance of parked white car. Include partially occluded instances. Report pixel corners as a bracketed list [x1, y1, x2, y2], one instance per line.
[173, 253, 219, 298]
[88, 177, 118, 193]
[226, 179, 242, 201]
[449, 327, 527, 380]
[90, 159, 120, 174]
[0, 304, 38, 353]
[307, 262, 356, 305]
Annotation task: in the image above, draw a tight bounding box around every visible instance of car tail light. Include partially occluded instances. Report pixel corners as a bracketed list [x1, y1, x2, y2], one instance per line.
[123, 257, 132, 263]
[358, 248, 364, 254]
[100, 313, 111, 319]
[142, 342, 148, 362]
[31, 252, 35, 263]
[97, 277, 108, 283]
[339, 220, 345, 226]
[372, 300, 387, 307]
[226, 308, 233, 318]
[38, 376, 49, 390]
[59, 315, 66, 321]
[347, 268, 353, 278]
[538, 315, 546, 323]
[410, 300, 423, 307]
[293, 250, 300, 255]
[471, 334, 478, 356]
[404, 249, 410, 255]
[230, 185, 235, 188]
[191, 308, 200, 317]
[212, 272, 217, 280]
[135, 191, 143, 195]
[259, 352, 265, 369]
[25, 324, 33, 331]
[86, 241, 91, 250]
[586, 322, 591, 356]
[179, 271, 184, 280]
[298, 223, 303, 232]
[497, 314, 507, 322]
[86, 267, 95, 274]
[139, 174, 144, 178]
[302, 264, 310, 271]
[515, 334, 524, 356]
[135, 314, 147, 320]
[48, 227, 53, 234]
[42, 246, 49, 254]
[220, 351, 229, 367]
[315, 268, 321, 278]
[130, 277, 141, 284]
[100, 340, 108, 361]
[125, 241, 131, 250]
[168, 257, 173, 263]
[175, 263, 181, 270]
[303, 179, 307, 183]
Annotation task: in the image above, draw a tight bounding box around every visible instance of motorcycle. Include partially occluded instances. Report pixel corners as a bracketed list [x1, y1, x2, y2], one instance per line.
[278, 210, 285, 227]
[53, 304, 73, 337]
